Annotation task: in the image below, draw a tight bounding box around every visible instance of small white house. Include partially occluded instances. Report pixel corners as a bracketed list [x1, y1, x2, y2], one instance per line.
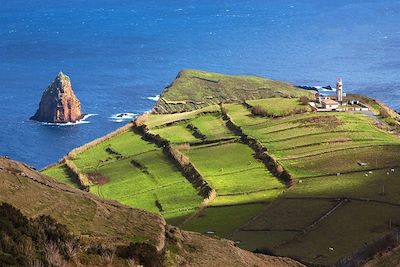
[321, 99, 340, 110]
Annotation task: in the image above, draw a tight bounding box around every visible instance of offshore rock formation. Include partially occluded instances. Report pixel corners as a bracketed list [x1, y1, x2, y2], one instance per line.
[31, 72, 84, 123]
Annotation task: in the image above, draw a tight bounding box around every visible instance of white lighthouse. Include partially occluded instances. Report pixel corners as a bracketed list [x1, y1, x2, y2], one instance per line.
[336, 77, 343, 103]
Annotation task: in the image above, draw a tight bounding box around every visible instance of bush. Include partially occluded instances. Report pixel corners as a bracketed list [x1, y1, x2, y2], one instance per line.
[0, 203, 80, 267]
[299, 96, 309, 105]
[251, 105, 268, 117]
[379, 107, 390, 118]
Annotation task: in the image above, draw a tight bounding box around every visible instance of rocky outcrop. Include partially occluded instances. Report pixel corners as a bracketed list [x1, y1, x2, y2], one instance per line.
[31, 72, 84, 123]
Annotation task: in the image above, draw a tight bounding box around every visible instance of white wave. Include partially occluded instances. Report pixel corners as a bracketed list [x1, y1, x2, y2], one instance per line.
[39, 114, 98, 126]
[109, 112, 137, 122]
[313, 86, 335, 92]
[319, 88, 336, 92]
[147, 95, 160, 101]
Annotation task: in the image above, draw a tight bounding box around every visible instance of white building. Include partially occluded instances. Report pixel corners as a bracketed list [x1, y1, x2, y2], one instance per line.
[321, 99, 340, 110]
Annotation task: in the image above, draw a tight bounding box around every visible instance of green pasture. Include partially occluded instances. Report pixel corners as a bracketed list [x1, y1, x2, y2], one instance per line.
[184, 142, 284, 195]
[72, 130, 157, 172]
[224, 103, 266, 126]
[149, 112, 234, 143]
[150, 123, 199, 143]
[190, 113, 235, 140]
[42, 164, 79, 189]
[146, 105, 220, 128]
[247, 97, 311, 117]
[89, 150, 203, 220]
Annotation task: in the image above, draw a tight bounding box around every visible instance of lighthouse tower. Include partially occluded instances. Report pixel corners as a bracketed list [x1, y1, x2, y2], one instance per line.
[336, 77, 343, 103]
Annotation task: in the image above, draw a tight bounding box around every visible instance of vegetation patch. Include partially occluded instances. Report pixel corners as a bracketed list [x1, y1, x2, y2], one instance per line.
[87, 172, 108, 185]
[247, 98, 310, 118]
[0, 203, 80, 267]
[294, 115, 343, 130]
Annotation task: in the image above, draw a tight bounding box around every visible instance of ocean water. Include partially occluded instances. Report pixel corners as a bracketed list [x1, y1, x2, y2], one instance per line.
[1, 0, 399, 169]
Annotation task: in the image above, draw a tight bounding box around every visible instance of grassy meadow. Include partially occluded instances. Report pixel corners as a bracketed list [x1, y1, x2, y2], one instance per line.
[42, 91, 400, 265]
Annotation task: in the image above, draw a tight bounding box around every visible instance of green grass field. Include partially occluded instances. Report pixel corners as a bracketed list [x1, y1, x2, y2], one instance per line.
[184, 142, 284, 195]
[42, 164, 80, 189]
[151, 123, 199, 143]
[247, 97, 311, 117]
[73, 130, 158, 172]
[149, 112, 235, 143]
[190, 113, 236, 140]
[146, 105, 220, 128]
[45, 129, 204, 222]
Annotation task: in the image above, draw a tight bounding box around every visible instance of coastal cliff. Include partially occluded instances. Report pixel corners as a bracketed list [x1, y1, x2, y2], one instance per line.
[31, 72, 84, 123]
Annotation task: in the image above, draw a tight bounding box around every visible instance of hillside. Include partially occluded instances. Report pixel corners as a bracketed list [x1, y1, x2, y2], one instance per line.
[153, 69, 314, 113]
[42, 70, 400, 266]
[0, 156, 302, 266]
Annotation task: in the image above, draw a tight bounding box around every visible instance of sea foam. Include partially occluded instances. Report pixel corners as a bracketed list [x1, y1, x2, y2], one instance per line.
[39, 114, 97, 126]
[147, 95, 160, 101]
[109, 112, 137, 123]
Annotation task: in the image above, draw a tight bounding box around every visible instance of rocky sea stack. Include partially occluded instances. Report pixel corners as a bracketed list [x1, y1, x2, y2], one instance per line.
[31, 72, 84, 123]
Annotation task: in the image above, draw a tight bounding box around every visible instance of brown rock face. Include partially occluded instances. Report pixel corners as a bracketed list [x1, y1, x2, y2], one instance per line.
[31, 72, 84, 123]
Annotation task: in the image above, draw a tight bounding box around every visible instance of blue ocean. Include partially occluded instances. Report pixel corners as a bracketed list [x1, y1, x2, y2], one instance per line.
[1, 0, 399, 169]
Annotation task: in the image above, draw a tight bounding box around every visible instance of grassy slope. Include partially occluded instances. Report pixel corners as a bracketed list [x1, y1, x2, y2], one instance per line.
[45, 129, 203, 222]
[2, 157, 301, 267]
[154, 69, 314, 113]
[0, 158, 165, 249]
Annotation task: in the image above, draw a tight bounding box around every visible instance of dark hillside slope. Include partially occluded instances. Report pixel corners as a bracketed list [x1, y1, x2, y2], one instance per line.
[0, 157, 303, 267]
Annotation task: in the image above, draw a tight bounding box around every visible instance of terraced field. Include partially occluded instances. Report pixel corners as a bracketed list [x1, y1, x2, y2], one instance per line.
[225, 102, 400, 265]
[44, 129, 203, 221]
[148, 112, 236, 143]
[43, 94, 400, 266]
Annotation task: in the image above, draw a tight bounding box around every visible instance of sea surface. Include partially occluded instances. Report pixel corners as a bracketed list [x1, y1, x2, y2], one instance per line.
[1, 0, 399, 169]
